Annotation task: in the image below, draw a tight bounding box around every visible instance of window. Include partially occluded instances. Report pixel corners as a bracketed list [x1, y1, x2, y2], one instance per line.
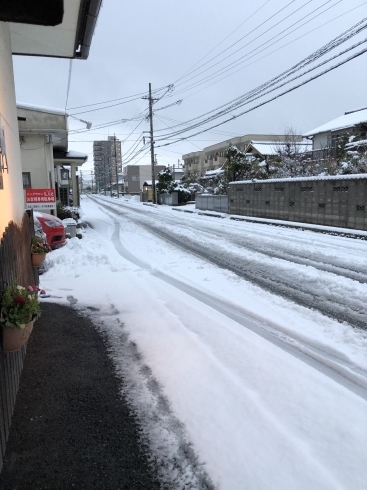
[22, 172, 31, 188]
[59, 187, 68, 205]
[61, 169, 69, 181]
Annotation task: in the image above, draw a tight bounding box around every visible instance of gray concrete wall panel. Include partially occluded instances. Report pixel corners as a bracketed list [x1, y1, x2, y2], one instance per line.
[196, 195, 228, 212]
[229, 176, 367, 231]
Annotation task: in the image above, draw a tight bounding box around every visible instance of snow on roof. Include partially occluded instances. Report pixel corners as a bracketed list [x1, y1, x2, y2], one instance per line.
[204, 168, 224, 177]
[143, 180, 158, 185]
[66, 150, 88, 159]
[229, 173, 367, 185]
[303, 109, 367, 137]
[17, 102, 65, 116]
[246, 142, 278, 156]
[54, 149, 88, 160]
[246, 141, 311, 156]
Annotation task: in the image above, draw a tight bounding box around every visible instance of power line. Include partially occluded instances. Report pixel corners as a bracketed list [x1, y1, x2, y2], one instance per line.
[173, 0, 303, 85]
[156, 45, 367, 148]
[170, 1, 365, 102]
[153, 18, 367, 137]
[64, 59, 73, 112]
[69, 94, 148, 115]
[66, 84, 170, 111]
[174, 0, 272, 83]
[169, 0, 344, 97]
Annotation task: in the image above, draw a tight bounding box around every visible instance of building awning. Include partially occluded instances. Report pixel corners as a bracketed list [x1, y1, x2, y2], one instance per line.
[8, 0, 102, 60]
[54, 149, 88, 165]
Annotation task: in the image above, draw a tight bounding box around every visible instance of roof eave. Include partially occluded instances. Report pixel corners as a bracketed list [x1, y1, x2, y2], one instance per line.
[74, 0, 103, 60]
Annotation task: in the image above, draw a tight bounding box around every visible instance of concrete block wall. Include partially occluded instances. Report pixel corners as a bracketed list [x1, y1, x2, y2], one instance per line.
[229, 175, 367, 231]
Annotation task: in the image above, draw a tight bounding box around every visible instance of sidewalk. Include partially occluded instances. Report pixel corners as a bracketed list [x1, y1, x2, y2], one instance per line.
[0, 303, 160, 489]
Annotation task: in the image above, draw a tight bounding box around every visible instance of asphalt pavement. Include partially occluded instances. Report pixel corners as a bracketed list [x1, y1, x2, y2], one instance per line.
[0, 303, 161, 489]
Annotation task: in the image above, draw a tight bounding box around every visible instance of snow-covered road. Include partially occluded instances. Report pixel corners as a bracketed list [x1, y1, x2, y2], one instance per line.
[40, 195, 367, 489]
[94, 195, 367, 330]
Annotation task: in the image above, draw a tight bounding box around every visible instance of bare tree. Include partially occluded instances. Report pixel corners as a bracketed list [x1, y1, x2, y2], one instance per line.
[271, 128, 313, 177]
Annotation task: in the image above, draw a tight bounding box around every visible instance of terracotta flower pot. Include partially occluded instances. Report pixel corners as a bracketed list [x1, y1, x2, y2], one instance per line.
[2, 320, 35, 353]
[32, 253, 46, 267]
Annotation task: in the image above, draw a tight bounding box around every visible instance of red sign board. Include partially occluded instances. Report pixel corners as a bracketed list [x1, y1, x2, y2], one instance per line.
[26, 188, 56, 209]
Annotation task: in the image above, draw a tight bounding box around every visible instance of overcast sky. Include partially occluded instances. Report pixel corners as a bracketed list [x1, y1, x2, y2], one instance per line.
[12, 0, 367, 179]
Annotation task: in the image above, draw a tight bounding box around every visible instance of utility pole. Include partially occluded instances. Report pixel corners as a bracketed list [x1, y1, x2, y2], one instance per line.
[104, 158, 107, 196]
[114, 134, 119, 198]
[91, 170, 94, 193]
[108, 149, 112, 197]
[148, 83, 156, 203]
[143, 83, 157, 204]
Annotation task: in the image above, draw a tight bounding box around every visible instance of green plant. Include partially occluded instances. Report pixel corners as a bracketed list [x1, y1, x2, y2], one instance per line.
[0, 282, 45, 328]
[56, 200, 73, 220]
[31, 236, 51, 255]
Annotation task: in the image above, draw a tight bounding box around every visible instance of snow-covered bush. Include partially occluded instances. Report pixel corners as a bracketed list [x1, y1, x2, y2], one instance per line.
[157, 168, 191, 203]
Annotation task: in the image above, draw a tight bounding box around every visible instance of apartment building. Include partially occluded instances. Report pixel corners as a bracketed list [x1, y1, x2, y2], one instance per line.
[93, 136, 122, 191]
[183, 134, 288, 176]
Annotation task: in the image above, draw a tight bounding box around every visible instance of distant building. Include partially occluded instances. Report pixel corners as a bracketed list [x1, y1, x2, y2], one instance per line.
[182, 134, 290, 176]
[124, 165, 165, 193]
[17, 104, 88, 209]
[303, 108, 367, 162]
[93, 136, 122, 191]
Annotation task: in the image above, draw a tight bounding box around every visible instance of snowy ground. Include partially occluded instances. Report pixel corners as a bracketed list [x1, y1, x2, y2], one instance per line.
[39, 195, 367, 490]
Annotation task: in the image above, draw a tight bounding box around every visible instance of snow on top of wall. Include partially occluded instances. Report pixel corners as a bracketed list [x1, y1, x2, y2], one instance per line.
[17, 102, 65, 116]
[230, 173, 367, 185]
[303, 109, 367, 137]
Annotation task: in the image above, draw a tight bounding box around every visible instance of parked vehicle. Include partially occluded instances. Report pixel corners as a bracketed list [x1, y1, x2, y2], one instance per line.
[34, 212, 66, 249]
[33, 216, 47, 242]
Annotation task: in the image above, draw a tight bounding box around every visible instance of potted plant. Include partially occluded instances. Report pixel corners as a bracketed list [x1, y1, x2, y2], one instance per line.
[0, 282, 45, 352]
[31, 236, 51, 266]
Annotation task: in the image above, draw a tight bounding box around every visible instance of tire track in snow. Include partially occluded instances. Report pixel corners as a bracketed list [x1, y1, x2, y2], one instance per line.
[94, 199, 367, 331]
[101, 209, 367, 402]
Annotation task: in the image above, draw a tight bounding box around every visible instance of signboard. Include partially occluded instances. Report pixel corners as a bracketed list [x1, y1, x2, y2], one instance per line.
[26, 188, 56, 209]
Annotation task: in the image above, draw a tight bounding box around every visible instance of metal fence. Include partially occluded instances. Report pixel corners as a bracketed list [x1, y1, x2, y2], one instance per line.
[195, 194, 228, 213]
[0, 211, 37, 472]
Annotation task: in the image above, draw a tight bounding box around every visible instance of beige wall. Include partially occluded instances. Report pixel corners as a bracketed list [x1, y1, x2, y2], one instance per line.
[20, 134, 53, 187]
[139, 165, 165, 189]
[0, 22, 24, 234]
[20, 133, 56, 213]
